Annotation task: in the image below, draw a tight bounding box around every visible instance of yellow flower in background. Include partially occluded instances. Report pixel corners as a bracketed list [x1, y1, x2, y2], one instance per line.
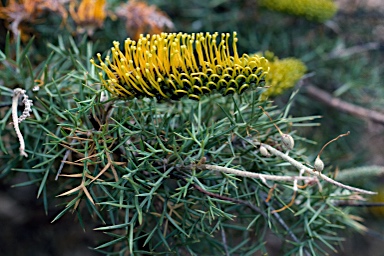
[369, 188, 384, 217]
[91, 32, 269, 101]
[257, 51, 307, 99]
[259, 0, 337, 22]
[69, 0, 107, 35]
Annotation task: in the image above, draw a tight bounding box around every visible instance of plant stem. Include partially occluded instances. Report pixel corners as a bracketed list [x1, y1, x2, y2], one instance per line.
[199, 164, 317, 183]
[261, 143, 377, 195]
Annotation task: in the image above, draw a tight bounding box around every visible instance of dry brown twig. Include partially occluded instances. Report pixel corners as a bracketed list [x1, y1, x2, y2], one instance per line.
[305, 84, 384, 125]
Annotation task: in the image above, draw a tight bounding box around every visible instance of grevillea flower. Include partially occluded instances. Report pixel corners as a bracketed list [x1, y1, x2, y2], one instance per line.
[257, 51, 307, 99]
[259, 0, 337, 22]
[115, 0, 174, 41]
[91, 32, 269, 101]
[0, 0, 68, 40]
[69, 0, 107, 35]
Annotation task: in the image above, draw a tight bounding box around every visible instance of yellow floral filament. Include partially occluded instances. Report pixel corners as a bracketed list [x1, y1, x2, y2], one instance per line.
[91, 32, 269, 101]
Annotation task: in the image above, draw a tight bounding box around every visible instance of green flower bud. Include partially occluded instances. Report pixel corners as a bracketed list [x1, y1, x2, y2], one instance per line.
[314, 156, 324, 172]
[260, 145, 271, 157]
[281, 133, 294, 150]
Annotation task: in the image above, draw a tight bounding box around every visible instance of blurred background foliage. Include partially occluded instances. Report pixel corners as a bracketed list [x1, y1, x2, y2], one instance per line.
[1, 0, 384, 255]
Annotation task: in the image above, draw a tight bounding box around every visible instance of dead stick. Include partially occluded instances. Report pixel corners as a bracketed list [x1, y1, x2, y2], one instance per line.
[305, 84, 384, 124]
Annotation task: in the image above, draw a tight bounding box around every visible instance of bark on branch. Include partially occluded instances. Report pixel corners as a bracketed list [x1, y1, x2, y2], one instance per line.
[305, 84, 384, 125]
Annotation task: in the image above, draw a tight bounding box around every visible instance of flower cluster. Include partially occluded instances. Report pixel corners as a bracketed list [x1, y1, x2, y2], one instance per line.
[69, 0, 107, 35]
[259, 0, 337, 22]
[257, 51, 307, 99]
[115, 0, 174, 41]
[0, 0, 68, 40]
[91, 32, 269, 101]
[0, 0, 174, 39]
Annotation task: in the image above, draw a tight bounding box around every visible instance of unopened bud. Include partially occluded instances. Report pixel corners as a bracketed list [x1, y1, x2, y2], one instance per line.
[260, 145, 271, 157]
[314, 156, 324, 172]
[281, 134, 294, 150]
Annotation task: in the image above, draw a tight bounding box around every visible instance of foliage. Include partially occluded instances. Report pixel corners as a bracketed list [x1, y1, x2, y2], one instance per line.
[0, 36, 359, 254]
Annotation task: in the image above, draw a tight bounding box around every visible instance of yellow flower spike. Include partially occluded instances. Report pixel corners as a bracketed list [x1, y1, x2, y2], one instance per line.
[259, 0, 337, 22]
[256, 52, 307, 100]
[91, 32, 268, 101]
